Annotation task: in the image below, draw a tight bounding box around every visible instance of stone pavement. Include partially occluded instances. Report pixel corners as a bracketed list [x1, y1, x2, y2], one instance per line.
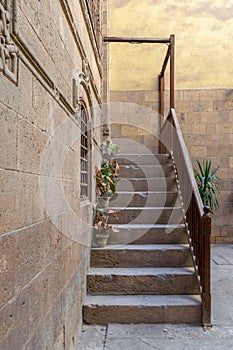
[76, 245, 233, 350]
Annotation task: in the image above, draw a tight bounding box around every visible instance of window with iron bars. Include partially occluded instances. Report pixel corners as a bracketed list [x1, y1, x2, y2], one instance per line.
[80, 106, 89, 198]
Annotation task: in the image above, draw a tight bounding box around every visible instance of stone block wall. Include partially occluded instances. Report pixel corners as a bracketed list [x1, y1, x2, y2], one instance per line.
[110, 89, 233, 243]
[110, 91, 160, 153]
[175, 88, 233, 243]
[0, 1, 102, 349]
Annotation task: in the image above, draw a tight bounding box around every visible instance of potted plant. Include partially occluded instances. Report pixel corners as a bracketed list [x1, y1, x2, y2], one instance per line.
[95, 159, 120, 208]
[194, 160, 220, 213]
[100, 136, 119, 160]
[93, 207, 119, 247]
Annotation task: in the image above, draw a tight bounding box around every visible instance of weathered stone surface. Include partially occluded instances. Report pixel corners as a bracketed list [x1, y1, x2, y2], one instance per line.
[87, 267, 199, 295]
[117, 153, 171, 165]
[17, 116, 49, 174]
[116, 177, 176, 192]
[119, 164, 173, 178]
[31, 76, 49, 131]
[75, 325, 106, 350]
[0, 104, 17, 169]
[108, 224, 187, 245]
[0, 170, 46, 233]
[110, 190, 178, 208]
[77, 246, 233, 348]
[91, 244, 192, 268]
[0, 234, 16, 308]
[83, 295, 201, 325]
[104, 324, 233, 350]
[0, 288, 30, 350]
[0, 0, 101, 347]
[0, 62, 33, 119]
[108, 206, 184, 225]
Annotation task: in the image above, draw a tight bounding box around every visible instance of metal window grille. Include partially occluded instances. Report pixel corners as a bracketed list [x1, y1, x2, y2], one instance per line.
[80, 107, 88, 197]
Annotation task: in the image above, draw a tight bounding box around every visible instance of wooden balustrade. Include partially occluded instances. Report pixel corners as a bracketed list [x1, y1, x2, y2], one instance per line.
[159, 39, 211, 326]
[160, 108, 211, 326]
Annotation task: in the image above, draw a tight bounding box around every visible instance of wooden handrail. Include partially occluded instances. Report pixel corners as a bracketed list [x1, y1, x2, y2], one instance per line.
[170, 109, 203, 215]
[170, 35, 175, 108]
[160, 108, 211, 326]
[103, 36, 171, 44]
[160, 45, 170, 77]
[158, 34, 175, 123]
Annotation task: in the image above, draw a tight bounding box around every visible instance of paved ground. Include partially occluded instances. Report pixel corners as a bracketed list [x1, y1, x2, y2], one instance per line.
[76, 245, 233, 349]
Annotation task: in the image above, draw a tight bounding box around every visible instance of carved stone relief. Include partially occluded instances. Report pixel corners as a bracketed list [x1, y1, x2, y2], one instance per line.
[72, 58, 92, 128]
[0, 0, 18, 83]
[73, 58, 91, 108]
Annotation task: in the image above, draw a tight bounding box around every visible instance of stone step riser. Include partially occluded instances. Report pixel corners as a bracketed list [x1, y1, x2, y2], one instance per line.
[83, 304, 201, 325]
[107, 227, 187, 245]
[91, 248, 192, 268]
[114, 143, 159, 154]
[110, 192, 179, 208]
[112, 142, 159, 155]
[117, 154, 171, 166]
[116, 178, 177, 192]
[111, 134, 159, 154]
[119, 165, 173, 178]
[87, 274, 199, 295]
[109, 208, 184, 225]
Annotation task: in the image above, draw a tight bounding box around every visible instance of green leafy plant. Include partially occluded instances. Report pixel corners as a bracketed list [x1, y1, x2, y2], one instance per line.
[194, 160, 220, 213]
[95, 160, 120, 197]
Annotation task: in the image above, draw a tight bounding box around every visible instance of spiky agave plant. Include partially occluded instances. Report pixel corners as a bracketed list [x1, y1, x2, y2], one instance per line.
[194, 160, 220, 213]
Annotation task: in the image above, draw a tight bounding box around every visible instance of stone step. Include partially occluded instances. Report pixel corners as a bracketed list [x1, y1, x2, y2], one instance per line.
[107, 224, 187, 245]
[109, 207, 184, 225]
[119, 164, 173, 178]
[83, 294, 202, 324]
[90, 244, 193, 268]
[117, 153, 171, 166]
[110, 191, 179, 208]
[87, 267, 199, 295]
[116, 177, 177, 192]
[111, 134, 159, 154]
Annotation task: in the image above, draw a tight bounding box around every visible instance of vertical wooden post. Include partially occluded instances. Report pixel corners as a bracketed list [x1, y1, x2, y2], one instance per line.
[170, 34, 175, 109]
[159, 74, 164, 119]
[202, 206, 211, 326]
[159, 74, 165, 154]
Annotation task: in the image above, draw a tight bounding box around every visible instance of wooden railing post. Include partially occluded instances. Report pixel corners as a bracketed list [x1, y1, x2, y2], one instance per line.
[202, 206, 211, 326]
[159, 74, 164, 119]
[170, 34, 175, 109]
[159, 74, 164, 153]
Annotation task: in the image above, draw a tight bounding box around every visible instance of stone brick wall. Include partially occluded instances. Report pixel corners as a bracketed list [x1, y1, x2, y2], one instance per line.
[110, 89, 233, 243]
[110, 91, 160, 153]
[0, 1, 102, 349]
[176, 88, 233, 243]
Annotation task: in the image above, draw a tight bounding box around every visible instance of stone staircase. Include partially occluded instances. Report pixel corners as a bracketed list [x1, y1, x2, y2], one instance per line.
[83, 152, 201, 324]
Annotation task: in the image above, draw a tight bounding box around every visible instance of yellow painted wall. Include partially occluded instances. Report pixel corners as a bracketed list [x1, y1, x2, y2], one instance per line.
[110, 0, 233, 90]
